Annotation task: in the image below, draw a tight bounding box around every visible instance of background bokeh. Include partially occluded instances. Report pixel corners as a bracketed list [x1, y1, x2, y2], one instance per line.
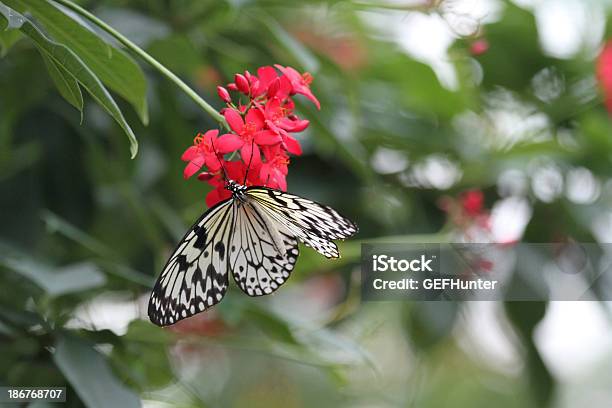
[2, 0, 612, 407]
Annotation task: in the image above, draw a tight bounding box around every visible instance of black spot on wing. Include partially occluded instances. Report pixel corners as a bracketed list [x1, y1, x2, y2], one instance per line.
[193, 225, 207, 249]
[214, 241, 225, 261]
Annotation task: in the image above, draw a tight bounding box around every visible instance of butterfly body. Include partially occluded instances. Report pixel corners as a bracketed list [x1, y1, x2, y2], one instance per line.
[148, 181, 357, 327]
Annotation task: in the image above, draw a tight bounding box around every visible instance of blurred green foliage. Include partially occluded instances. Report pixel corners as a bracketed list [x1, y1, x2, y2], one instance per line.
[1, 0, 612, 407]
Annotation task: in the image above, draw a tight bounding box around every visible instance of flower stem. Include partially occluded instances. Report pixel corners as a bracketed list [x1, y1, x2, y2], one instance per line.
[51, 0, 226, 126]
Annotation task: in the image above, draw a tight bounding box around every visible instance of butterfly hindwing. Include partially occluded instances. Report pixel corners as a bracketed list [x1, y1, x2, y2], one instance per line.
[229, 202, 299, 296]
[148, 199, 235, 326]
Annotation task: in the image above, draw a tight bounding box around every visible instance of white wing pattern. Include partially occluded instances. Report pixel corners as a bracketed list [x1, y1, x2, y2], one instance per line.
[149, 186, 358, 327]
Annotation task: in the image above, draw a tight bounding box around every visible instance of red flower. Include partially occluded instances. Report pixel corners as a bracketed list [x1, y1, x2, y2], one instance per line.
[260, 97, 307, 155]
[275, 64, 321, 109]
[597, 41, 612, 114]
[201, 160, 262, 206]
[222, 108, 279, 166]
[181, 130, 241, 179]
[460, 190, 484, 217]
[263, 97, 309, 133]
[260, 145, 289, 190]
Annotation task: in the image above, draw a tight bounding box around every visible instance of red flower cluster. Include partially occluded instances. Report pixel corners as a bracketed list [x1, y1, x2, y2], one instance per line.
[181, 65, 320, 207]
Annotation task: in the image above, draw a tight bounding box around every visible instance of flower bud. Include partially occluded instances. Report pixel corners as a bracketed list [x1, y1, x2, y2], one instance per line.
[197, 172, 214, 181]
[217, 86, 231, 103]
[227, 83, 238, 91]
[234, 74, 250, 94]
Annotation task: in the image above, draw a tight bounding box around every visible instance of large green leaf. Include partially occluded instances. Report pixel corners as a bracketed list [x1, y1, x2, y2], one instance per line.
[9, 0, 148, 124]
[54, 334, 141, 408]
[40, 51, 84, 114]
[0, 4, 139, 157]
[0, 243, 106, 296]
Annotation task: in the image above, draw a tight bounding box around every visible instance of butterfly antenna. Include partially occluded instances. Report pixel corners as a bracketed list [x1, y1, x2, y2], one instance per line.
[243, 140, 255, 185]
[211, 141, 229, 182]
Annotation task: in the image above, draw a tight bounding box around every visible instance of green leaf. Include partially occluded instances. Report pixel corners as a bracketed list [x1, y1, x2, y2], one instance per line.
[0, 246, 106, 296]
[9, 0, 149, 125]
[0, 5, 139, 157]
[246, 305, 299, 345]
[40, 51, 84, 114]
[0, 27, 21, 56]
[41, 210, 117, 259]
[53, 334, 141, 408]
[0, 11, 23, 56]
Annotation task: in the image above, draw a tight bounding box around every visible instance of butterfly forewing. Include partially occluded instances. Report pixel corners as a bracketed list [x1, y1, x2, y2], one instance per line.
[148, 199, 235, 326]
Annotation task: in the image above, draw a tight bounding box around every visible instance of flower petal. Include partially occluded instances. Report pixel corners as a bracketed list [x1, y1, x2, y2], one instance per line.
[224, 109, 244, 133]
[204, 155, 222, 172]
[254, 130, 281, 145]
[206, 188, 230, 207]
[181, 146, 199, 161]
[202, 129, 219, 142]
[277, 173, 287, 191]
[284, 135, 302, 155]
[277, 75, 293, 99]
[183, 156, 205, 179]
[275, 64, 301, 82]
[265, 97, 282, 116]
[280, 118, 309, 132]
[245, 108, 265, 129]
[258, 66, 278, 85]
[216, 133, 244, 153]
[298, 87, 321, 110]
[240, 143, 261, 168]
[260, 164, 271, 184]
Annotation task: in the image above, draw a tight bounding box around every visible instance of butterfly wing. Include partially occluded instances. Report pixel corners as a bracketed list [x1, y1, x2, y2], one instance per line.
[148, 198, 236, 327]
[229, 201, 299, 296]
[245, 187, 358, 259]
[149, 186, 357, 325]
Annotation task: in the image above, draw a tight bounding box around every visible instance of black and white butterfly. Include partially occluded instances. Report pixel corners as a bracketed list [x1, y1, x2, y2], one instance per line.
[148, 180, 358, 326]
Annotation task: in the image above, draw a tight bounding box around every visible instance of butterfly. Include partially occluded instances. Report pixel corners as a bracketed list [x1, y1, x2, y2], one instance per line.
[148, 179, 358, 326]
